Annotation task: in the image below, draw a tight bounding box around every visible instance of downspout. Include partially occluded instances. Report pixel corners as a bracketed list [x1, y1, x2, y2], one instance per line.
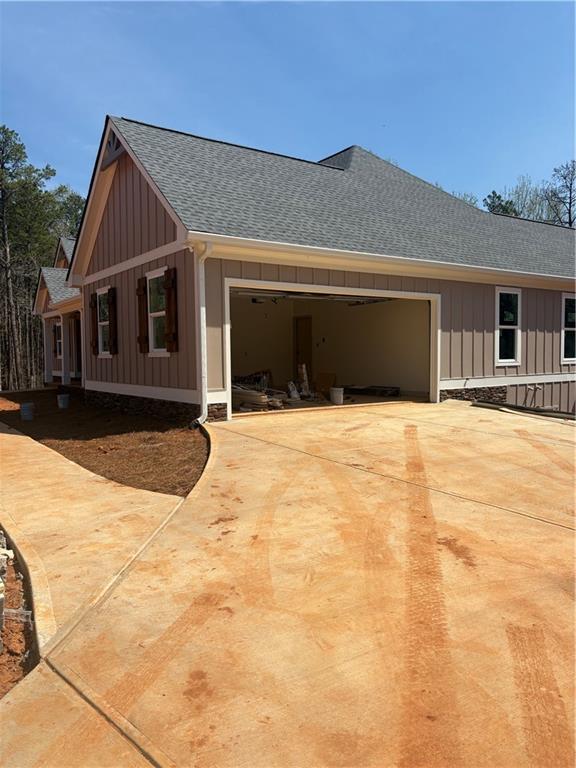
[189, 239, 212, 426]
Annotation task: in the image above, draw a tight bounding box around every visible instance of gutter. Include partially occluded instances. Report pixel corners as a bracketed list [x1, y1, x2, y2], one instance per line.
[188, 237, 212, 426]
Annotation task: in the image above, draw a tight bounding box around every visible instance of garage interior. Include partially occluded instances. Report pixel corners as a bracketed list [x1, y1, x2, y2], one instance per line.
[230, 288, 430, 413]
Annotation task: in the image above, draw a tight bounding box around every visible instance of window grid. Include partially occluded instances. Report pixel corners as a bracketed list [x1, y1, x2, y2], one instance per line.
[495, 287, 521, 367]
[55, 323, 62, 359]
[97, 287, 110, 355]
[146, 267, 168, 355]
[562, 293, 576, 363]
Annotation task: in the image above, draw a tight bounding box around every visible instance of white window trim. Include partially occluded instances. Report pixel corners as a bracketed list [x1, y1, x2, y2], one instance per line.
[146, 266, 170, 357]
[96, 286, 112, 358]
[55, 321, 63, 359]
[561, 292, 576, 364]
[495, 286, 522, 367]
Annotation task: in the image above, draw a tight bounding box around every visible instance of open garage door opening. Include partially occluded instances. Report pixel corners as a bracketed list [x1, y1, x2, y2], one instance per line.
[227, 284, 436, 415]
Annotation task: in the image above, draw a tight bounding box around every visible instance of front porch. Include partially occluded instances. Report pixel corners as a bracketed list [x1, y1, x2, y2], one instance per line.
[42, 309, 83, 387]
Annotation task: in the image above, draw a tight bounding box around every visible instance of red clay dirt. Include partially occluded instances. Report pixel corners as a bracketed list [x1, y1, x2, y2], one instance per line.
[0, 556, 35, 699]
[0, 389, 207, 497]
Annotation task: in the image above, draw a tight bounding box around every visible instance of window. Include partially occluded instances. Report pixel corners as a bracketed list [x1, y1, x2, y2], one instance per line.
[97, 287, 110, 355]
[496, 287, 521, 365]
[147, 268, 168, 354]
[55, 323, 62, 358]
[562, 294, 576, 362]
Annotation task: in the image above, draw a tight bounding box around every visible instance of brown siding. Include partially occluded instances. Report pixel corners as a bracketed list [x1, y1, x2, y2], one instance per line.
[86, 153, 177, 275]
[83, 249, 196, 390]
[507, 381, 575, 414]
[205, 258, 575, 390]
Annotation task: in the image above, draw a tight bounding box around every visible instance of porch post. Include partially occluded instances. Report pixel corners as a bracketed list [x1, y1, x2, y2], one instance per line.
[42, 317, 53, 384]
[79, 308, 85, 388]
[61, 313, 70, 385]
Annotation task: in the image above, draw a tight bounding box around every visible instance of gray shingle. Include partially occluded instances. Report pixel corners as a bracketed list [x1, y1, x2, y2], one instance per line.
[111, 117, 575, 279]
[60, 237, 76, 263]
[41, 267, 80, 304]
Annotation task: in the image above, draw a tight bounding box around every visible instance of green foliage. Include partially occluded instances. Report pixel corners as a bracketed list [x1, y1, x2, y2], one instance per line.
[482, 190, 519, 217]
[0, 125, 85, 389]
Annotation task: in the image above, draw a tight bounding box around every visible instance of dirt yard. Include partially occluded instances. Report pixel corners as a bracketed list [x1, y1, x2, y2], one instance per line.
[0, 389, 208, 497]
[0, 553, 35, 699]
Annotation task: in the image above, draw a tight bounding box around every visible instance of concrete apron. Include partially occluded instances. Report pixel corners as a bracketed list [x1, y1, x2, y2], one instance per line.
[0, 402, 574, 768]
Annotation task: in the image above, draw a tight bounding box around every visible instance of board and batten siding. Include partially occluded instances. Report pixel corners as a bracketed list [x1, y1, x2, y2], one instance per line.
[205, 257, 575, 390]
[86, 153, 177, 275]
[83, 249, 196, 390]
[507, 381, 575, 414]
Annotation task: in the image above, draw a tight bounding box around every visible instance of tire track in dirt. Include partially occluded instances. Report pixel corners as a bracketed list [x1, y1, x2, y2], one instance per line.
[515, 428, 574, 476]
[398, 424, 462, 768]
[238, 465, 304, 609]
[308, 446, 397, 767]
[312, 445, 396, 650]
[506, 623, 574, 768]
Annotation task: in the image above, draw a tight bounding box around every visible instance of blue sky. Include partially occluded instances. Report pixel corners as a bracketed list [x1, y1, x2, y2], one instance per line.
[1, 2, 574, 202]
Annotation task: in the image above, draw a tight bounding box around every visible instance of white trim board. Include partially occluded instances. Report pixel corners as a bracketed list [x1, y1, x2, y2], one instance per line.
[441, 373, 575, 390]
[207, 390, 227, 405]
[187, 231, 574, 290]
[81, 242, 188, 286]
[84, 379, 199, 404]
[223, 277, 442, 421]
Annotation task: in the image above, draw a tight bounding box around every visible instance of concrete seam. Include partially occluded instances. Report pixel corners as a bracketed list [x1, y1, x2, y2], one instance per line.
[218, 426, 574, 532]
[45, 658, 174, 768]
[350, 407, 575, 447]
[40, 494, 186, 658]
[44, 426, 215, 659]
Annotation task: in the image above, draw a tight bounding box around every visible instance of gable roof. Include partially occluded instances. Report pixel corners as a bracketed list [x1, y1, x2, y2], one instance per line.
[59, 237, 76, 264]
[106, 117, 574, 279]
[40, 267, 80, 305]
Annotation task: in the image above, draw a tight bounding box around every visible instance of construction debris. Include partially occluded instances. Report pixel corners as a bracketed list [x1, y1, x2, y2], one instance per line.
[232, 370, 401, 413]
[343, 385, 400, 397]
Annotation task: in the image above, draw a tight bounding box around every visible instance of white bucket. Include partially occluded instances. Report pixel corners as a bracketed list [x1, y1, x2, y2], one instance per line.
[330, 387, 344, 405]
[57, 393, 70, 409]
[20, 402, 35, 421]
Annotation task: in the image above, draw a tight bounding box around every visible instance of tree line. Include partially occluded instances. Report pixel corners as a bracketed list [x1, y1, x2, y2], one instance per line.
[453, 161, 576, 227]
[0, 126, 84, 391]
[0, 124, 574, 392]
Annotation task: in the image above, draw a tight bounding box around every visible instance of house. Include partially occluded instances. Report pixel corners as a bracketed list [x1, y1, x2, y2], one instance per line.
[38, 116, 575, 418]
[34, 237, 82, 385]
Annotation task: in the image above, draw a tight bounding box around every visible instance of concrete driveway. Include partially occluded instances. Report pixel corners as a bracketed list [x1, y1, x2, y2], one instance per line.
[1, 401, 574, 767]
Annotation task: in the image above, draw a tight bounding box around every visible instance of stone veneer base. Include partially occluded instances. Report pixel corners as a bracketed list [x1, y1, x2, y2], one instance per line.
[84, 388, 200, 422]
[84, 389, 230, 422]
[440, 386, 507, 405]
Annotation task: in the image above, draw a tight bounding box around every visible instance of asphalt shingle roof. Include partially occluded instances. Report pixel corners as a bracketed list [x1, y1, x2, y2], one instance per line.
[111, 117, 575, 279]
[41, 267, 80, 305]
[59, 237, 76, 263]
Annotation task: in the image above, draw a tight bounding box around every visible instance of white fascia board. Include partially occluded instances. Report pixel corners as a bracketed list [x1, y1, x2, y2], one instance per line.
[186, 230, 573, 290]
[84, 379, 200, 404]
[47, 296, 82, 313]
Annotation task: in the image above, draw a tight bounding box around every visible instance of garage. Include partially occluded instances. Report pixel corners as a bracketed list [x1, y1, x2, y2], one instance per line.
[225, 281, 439, 415]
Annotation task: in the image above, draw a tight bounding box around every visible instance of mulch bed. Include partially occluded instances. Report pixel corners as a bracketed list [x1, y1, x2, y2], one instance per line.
[0, 389, 208, 497]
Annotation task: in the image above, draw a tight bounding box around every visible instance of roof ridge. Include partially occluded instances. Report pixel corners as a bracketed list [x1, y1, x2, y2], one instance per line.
[111, 116, 343, 171]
